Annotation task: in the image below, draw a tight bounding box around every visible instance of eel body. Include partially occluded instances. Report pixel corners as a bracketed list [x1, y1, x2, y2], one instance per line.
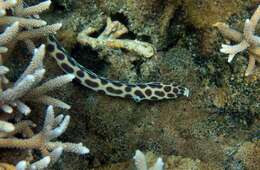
[46, 36, 189, 102]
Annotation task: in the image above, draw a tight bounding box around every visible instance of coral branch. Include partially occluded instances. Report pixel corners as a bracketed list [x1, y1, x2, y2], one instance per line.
[77, 17, 155, 58]
[0, 120, 15, 133]
[0, 44, 74, 114]
[214, 5, 260, 76]
[133, 150, 164, 170]
[0, 1, 88, 169]
[1, 106, 89, 168]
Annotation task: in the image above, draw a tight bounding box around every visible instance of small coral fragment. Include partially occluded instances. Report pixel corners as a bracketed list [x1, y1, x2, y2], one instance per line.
[0, 120, 15, 133]
[214, 5, 260, 76]
[15, 147, 64, 170]
[133, 150, 164, 170]
[16, 156, 51, 170]
[77, 17, 155, 58]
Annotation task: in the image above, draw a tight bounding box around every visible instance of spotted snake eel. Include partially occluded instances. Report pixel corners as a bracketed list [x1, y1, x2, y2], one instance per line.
[46, 35, 189, 102]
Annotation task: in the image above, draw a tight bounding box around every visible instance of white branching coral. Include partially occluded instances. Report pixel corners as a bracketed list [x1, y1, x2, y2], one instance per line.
[0, 120, 14, 132]
[0, 0, 61, 53]
[133, 150, 164, 170]
[0, 1, 88, 169]
[77, 17, 155, 58]
[0, 44, 75, 116]
[16, 156, 52, 170]
[214, 5, 260, 76]
[0, 0, 66, 116]
[0, 0, 63, 135]
[0, 105, 89, 169]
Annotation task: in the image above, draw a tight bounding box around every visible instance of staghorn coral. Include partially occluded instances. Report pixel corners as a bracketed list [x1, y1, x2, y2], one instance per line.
[0, 0, 67, 117]
[0, 0, 66, 137]
[0, 105, 89, 169]
[0, 1, 89, 168]
[0, 0, 61, 53]
[133, 150, 164, 170]
[0, 44, 75, 115]
[77, 17, 155, 59]
[0, 42, 90, 169]
[214, 5, 260, 76]
[0, 44, 76, 162]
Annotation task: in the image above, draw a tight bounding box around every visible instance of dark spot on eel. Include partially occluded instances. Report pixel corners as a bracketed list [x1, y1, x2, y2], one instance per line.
[56, 52, 65, 60]
[151, 96, 159, 100]
[167, 93, 176, 98]
[134, 90, 145, 98]
[125, 86, 132, 92]
[100, 78, 109, 85]
[85, 79, 99, 88]
[144, 89, 152, 96]
[154, 91, 165, 97]
[74, 77, 82, 84]
[97, 89, 106, 95]
[61, 63, 74, 73]
[76, 70, 85, 77]
[46, 44, 55, 52]
[124, 94, 132, 99]
[106, 87, 123, 94]
[172, 87, 179, 94]
[163, 86, 171, 92]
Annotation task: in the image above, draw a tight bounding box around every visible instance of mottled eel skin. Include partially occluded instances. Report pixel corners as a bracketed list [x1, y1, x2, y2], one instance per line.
[46, 35, 189, 102]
